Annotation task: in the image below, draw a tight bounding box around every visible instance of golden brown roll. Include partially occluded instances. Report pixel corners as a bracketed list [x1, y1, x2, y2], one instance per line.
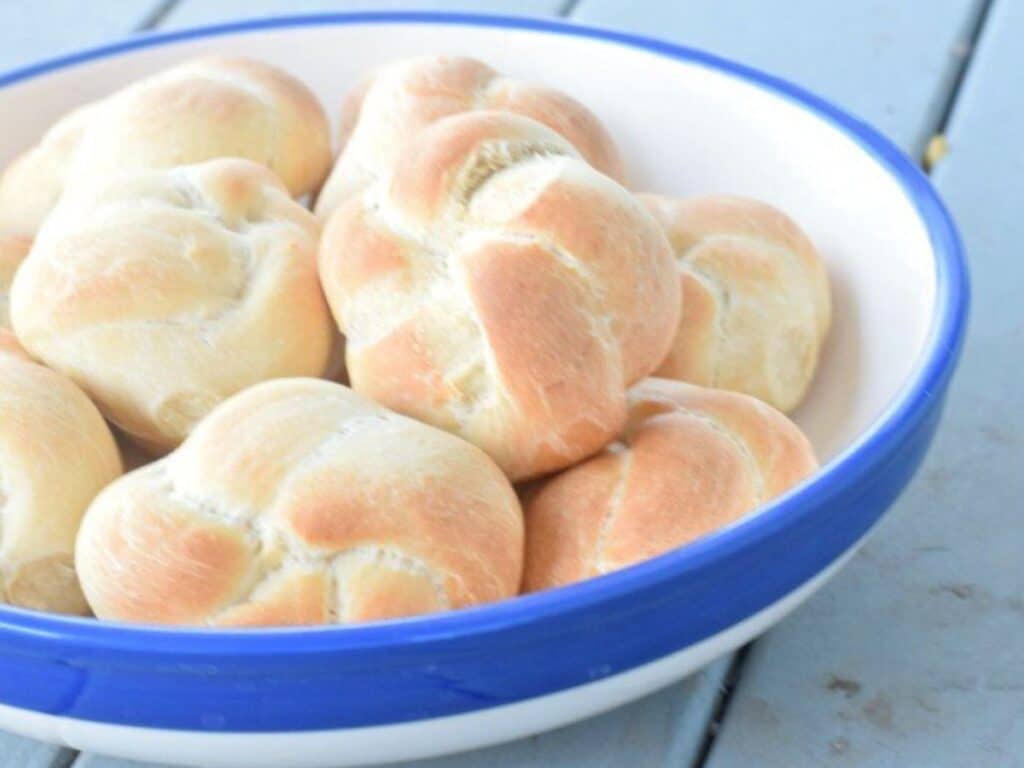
[523, 378, 818, 591]
[0, 342, 122, 613]
[314, 55, 625, 219]
[319, 111, 680, 481]
[641, 195, 831, 412]
[11, 158, 333, 452]
[0, 56, 331, 247]
[76, 378, 524, 626]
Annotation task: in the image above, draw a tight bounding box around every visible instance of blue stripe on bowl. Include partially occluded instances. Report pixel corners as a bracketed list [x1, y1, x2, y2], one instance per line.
[0, 12, 969, 731]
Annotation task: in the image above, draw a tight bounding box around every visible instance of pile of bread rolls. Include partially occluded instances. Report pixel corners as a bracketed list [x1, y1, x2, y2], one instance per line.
[0, 55, 828, 626]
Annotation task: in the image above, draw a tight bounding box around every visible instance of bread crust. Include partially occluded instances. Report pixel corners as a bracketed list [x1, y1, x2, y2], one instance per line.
[75, 378, 524, 626]
[642, 195, 831, 412]
[0, 56, 331, 245]
[314, 56, 624, 219]
[319, 111, 679, 480]
[10, 158, 333, 451]
[0, 344, 122, 613]
[523, 378, 818, 590]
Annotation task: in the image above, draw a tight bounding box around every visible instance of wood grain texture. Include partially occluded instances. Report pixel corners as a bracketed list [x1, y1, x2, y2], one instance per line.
[572, 0, 986, 156]
[705, 1, 1024, 766]
[162, 0, 566, 27]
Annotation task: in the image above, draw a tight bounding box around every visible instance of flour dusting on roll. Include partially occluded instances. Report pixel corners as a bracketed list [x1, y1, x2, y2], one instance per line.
[76, 378, 524, 626]
[10, 158, 333, 452]
[319, 111, 680, 480]
[314, 55, 625, 219]
[523, 378, 818, 591]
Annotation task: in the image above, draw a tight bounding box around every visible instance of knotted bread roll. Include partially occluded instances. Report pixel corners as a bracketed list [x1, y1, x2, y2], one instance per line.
[314, 55, 625, 219]
[524, 378, 817, 591]
[641, 195, 831, 412]
[11, 158, 333, 452]
[0, 342, 122, 613]
[76, 378, 524, 626]
[0, 104, 94, 248]
[319, 111, 680, 480]
[0, 56, 331, 249]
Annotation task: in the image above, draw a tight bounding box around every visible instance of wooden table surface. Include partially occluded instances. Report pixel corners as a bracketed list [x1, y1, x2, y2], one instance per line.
[2, 1, 1021, 767]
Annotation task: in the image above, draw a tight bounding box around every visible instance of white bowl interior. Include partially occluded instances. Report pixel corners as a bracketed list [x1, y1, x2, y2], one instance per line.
[0, 21, 937, 463]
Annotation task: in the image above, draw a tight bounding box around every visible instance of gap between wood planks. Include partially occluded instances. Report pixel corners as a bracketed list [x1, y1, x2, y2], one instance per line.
[48, 751, 76, 768]
[931, 0, 997, 139]
[688, 3, 996, 766]
[558, 0, 583, 18]
[134, 0, 182, 32]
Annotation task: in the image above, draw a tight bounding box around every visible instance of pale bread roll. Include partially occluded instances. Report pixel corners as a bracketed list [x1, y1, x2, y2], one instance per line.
[0, 56, 331, 248]
[641, 195, 831, 412]
[76, 378, 524, 626]
[0, 342, 122, 613]
[11, 158, 333, 452]
[319, 111, 680, 481]
[524, 378, 818, 591]
[0, 104, 94, 245]
[314, 55, 624, 219]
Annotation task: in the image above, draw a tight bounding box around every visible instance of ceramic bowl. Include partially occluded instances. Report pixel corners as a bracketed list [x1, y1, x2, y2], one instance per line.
[0, 12, 968, 768]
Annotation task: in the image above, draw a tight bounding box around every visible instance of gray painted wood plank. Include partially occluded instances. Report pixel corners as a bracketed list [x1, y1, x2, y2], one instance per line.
[705, 1, 1024, 766]
[0, 733, 69, 768]
[69, 755, 147, 768]
[72, 754, 161, 768]
[163, 0, 566, 28]
[571, 0, 985, 157]
[0, 1, 168, 71]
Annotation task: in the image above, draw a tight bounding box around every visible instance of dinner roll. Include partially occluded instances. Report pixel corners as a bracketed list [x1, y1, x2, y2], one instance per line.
[0, 56, 331, 244]
[11, 158, 333, 452]
[0, 103, 95, 245]
[0, 343, 122, 613]
[319, 111, 679, 480]
[314, 55, 625, 219]
[641, 195, 831, 412]
[76, 378, 524, 626]
[524, 378, 817, 591]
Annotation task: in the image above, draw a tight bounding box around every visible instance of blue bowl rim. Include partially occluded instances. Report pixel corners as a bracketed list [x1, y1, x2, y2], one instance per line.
[0, 10, 969, 657]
